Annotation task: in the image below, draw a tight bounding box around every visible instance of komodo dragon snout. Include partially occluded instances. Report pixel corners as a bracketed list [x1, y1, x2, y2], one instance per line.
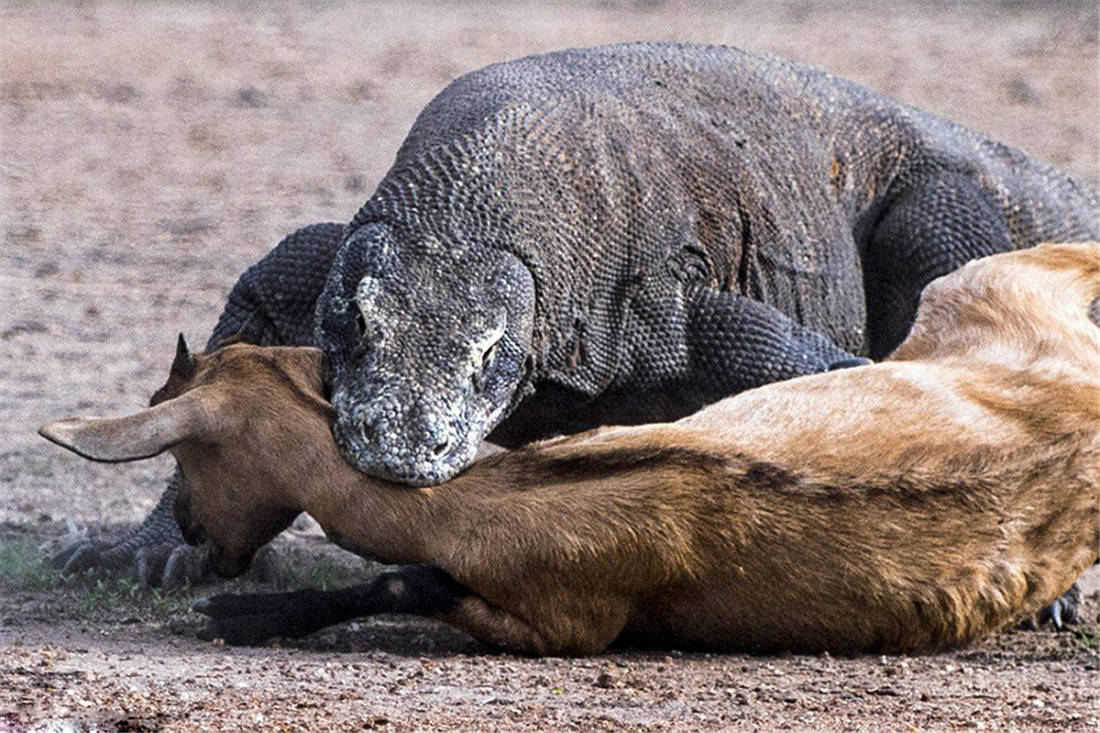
[315, 222, 537, 485]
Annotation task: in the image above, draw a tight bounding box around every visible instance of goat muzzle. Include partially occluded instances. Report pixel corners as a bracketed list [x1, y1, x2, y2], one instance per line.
[173, 490, 208, 546]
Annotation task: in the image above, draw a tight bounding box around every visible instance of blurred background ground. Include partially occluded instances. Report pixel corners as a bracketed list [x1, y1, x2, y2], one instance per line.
[1, 1, 1098, 730]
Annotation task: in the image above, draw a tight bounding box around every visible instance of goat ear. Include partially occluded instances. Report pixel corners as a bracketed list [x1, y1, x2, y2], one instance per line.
[171, 333, 196, 380]
[38, 390, 215, 463]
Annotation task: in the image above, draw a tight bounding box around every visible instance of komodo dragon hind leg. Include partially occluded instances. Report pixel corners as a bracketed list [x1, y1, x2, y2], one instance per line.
[862, 168, 1013, 359]
[53, 222, 347, 587]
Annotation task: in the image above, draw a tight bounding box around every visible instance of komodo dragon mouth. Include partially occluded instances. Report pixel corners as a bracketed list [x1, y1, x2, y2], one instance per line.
[329, 383, 489, 486]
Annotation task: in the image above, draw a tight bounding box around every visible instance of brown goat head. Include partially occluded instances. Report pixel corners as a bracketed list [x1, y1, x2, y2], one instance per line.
[40, 339, 331, 577]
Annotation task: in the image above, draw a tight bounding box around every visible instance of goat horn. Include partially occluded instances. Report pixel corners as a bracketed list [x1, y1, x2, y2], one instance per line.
[38, 389, 215, 463]
[172, 333, 196, 380]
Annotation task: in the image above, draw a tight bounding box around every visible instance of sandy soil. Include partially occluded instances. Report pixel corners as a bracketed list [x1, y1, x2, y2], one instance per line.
[1, 1, 1098, 730]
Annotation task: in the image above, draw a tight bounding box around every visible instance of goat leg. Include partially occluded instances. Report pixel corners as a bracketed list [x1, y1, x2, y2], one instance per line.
[193, 564, 554, 652]
[192, 565, 470, 645]
[193, 587, 351, 645]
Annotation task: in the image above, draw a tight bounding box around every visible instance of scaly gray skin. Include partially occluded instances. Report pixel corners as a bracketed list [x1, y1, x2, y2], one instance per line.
[58, 45, 1097, 623]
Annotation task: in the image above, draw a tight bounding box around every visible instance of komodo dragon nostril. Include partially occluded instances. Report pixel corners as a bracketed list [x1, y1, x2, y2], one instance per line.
[432, 439, 450, 456]
[360, 419, 377, 445]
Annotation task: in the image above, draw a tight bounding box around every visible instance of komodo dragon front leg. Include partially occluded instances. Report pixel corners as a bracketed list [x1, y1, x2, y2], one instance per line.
[594, 281, 868, 428]
[683, 289, 868, 390]
[53, 222, 347, 587]
[490, 280, 868, 446]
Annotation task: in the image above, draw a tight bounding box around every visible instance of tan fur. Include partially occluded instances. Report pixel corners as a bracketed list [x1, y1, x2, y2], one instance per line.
[43, 243, 1100, 655]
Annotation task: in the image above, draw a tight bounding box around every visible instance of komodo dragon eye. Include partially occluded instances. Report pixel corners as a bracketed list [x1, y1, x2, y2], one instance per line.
[481, 342, 498, 371]
[473, 342, 498, 392]
[471, 325, 505, 393]
[355, 311, 368, 339]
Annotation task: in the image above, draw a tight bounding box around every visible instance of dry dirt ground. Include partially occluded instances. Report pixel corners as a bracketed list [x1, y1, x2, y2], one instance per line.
[1, 0, 1098, 730]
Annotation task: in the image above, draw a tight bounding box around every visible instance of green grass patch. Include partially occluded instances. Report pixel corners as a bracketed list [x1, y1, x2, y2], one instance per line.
[1071, 627, 1099, 652]
[0, 537, 64, 590]
[71, 577, 196, 615]
[0, 534, 198, 616]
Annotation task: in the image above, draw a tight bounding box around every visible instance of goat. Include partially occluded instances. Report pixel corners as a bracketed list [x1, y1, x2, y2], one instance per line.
[40, 243, 1100, 655]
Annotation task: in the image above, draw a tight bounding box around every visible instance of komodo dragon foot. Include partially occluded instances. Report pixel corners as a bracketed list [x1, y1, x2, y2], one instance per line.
[1021, 584, 1083, 632]
[54, 468, 287, 587]
[52, 471, 212, 587]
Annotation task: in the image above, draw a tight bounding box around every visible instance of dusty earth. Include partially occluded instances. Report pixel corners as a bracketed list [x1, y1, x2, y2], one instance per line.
[1, 0, 1098, 730]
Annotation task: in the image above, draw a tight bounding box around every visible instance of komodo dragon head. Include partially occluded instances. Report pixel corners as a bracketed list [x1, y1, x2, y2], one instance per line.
[315, 222, 537, 486]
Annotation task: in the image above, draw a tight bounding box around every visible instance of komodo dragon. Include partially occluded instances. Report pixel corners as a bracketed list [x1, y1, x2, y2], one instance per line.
[57, 43, 1099, 623]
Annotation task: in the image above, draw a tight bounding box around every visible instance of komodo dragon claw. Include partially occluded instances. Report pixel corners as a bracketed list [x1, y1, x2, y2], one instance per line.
[53, 533, 212, 588]
[1019, 584, 1082, 632]
[53, 472, 214, 588]
[1037, 585, 1082, 631]
[54, 532, 283, 589]
[1047, 599, 1064, 631]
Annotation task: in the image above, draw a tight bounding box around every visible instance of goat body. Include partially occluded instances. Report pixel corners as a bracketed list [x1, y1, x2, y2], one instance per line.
[41, 243, 1100, 655]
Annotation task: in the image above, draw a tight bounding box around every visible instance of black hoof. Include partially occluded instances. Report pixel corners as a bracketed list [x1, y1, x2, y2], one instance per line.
[192, 589, 330, 645]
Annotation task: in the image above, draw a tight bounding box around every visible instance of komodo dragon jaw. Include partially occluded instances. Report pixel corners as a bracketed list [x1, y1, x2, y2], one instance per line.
[316, 222, 538, 485]
[329, 381, 479, 486]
